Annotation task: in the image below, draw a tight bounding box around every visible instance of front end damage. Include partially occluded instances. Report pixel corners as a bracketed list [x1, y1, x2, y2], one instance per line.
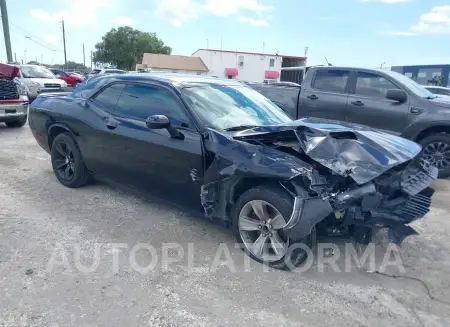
[198, 118, 437, 244]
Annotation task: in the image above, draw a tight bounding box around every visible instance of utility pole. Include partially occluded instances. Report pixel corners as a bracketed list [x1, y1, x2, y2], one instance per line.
[62, 20, 67, 71]
[14, 52, 16, 62]
[83, 43, 86, 67]
[0, 0, 13, 62]
[90, 51, 93, 70]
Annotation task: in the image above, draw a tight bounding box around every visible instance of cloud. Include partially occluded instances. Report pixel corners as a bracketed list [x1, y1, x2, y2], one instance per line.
[154, 0, 200, 27]
[380, 6, 450, 36]
[203, 0, 272, 17]
[410, 5, 450, 35]
[29, 0, 114, 26]
[114, 16, 133, 25]
[154, 0, 272, 26]
[359, 0, 408, 3]
[42, 34, 60, 45]
[239, 16, 268, 26]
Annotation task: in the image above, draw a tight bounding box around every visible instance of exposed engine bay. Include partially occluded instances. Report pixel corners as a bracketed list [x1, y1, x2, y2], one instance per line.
[196, 118, 437, 244]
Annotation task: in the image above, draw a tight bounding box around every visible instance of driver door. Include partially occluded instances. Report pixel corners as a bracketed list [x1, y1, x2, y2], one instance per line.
[102, 83, 204, 212]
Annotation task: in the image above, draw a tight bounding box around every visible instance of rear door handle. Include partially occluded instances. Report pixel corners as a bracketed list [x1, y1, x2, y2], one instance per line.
[105, 118, 120, 130]
[307, 95, 318, 100]
[351, 101, 364, 107]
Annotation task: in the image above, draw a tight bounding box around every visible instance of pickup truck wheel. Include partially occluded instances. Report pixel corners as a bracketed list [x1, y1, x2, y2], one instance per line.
[50, 133, 89, 188]
[5, 115, 27, 128]
[232, 185, 315, 270]
[420, 134, 450, 178]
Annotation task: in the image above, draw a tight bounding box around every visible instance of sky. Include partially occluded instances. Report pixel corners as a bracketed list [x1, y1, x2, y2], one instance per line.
[1, 0, 450, 68]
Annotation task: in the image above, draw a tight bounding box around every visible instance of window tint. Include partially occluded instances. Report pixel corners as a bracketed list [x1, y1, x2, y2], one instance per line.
[312, 70, 349, 93]
[425, 88, 439, 95]
[93, 83, 125, 109]
[355, 72, 400, 98]
[115, 84, 190, 126]
[439, 89, 450, 96]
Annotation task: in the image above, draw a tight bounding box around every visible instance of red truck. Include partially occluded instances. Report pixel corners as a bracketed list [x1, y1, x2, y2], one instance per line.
[0, 63, 29, 128]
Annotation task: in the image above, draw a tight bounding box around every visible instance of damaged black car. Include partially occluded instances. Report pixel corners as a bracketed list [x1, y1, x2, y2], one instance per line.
[28, 73, 437, 269]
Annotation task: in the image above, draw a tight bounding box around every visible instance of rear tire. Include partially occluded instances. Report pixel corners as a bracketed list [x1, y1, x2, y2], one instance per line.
[5, 115, 27, 128]
[232, 185, 315, 270]
[50, 133, 89, 188]
[419, 134, 450, 178]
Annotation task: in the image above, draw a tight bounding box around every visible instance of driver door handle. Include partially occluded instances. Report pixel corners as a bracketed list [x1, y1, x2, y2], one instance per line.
[307, 95, 319, 100]
[105, 118, 120, 130]
[351, 101, 364, 107]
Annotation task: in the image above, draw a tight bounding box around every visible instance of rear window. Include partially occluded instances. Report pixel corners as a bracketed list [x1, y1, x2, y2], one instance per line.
[312, 70, 349, 93]
[105, 70, 126, 74]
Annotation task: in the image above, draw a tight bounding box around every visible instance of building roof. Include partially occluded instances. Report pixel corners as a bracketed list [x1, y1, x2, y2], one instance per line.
[141, 53, 209, 72]
[193, 48, 306, 60]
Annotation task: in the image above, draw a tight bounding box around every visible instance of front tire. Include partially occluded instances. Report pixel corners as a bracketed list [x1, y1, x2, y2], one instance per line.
[420, 134, 450, 178]
[50, 133, 89, 188]
[232, 185, 315, 270]
[72, 81, 79, 87]
[5, 115, 27, 128]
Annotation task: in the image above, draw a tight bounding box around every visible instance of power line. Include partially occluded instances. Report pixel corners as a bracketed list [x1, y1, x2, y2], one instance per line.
[1, 16, 61, 51]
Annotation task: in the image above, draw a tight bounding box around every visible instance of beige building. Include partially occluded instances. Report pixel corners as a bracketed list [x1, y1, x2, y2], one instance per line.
[136, 54, 209, 75]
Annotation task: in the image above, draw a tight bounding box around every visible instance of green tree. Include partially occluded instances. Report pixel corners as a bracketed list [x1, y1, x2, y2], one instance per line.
[93, 26, 171, 70]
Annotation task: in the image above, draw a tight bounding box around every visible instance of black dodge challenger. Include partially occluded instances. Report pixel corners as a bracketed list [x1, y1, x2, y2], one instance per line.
[29, 73, 437, 269]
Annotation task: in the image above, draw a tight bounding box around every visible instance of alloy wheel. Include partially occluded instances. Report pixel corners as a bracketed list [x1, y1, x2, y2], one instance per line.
[52, 142, 76, 181]
[238, 200, 289, 262]
[422, 141, 450, 170]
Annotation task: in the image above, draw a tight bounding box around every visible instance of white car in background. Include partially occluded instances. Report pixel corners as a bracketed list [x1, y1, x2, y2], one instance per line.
[19, 65, 67, 100]
[87, 68, 127, 80]
[424, 85, 450, 96]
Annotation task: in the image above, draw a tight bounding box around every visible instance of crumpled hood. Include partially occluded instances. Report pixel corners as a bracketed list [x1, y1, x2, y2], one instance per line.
[231, 117, 422, 184]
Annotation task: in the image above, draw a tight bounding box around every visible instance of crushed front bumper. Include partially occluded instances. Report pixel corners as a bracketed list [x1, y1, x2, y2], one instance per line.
[283, 161, 438, 244]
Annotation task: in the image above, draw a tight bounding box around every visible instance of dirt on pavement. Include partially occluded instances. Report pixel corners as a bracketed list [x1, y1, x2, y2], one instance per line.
[1, 125, 449, 327]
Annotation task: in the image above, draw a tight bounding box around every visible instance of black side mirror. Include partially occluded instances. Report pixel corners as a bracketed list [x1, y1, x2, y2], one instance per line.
[145, 115, 184, 140]
[386, 89, 407, 103]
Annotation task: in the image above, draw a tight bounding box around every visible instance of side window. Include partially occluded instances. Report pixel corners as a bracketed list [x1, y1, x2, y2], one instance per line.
[355, 72, 400, 98]
[426, 88, 439, 94]
[312, 70, 349, 93]
[440, 89, 450, 96]
[115, 84, 191, 127]
[92, 83, 125, 109]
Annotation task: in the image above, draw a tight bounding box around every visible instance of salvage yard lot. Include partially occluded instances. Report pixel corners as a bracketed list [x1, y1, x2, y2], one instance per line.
[1, 125, 450, 327]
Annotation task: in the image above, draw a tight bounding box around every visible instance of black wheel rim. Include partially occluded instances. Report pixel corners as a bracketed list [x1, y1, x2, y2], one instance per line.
[422, 141, 450, 170]
[52, 142, 76, 181]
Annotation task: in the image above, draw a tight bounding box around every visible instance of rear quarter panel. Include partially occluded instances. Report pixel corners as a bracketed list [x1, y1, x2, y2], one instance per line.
[29, 95, 88, 153]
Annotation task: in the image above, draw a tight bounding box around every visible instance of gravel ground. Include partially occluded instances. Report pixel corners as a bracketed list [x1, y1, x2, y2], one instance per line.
[1, 124, 449, 327]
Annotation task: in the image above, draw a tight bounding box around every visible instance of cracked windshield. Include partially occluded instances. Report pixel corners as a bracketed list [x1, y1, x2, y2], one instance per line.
[1, 0, 450, 326]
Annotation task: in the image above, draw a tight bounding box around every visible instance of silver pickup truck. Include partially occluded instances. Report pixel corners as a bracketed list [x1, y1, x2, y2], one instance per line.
[251, 66, 450, 178]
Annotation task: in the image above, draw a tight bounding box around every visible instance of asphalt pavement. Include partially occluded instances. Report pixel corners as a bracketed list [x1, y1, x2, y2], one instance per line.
[1, 125, 449, 327]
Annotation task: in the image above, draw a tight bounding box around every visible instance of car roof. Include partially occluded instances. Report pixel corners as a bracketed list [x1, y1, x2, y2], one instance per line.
[124, 72, 243, 87]
[424, 85, 450, 90]
[91, 72, 244, 88]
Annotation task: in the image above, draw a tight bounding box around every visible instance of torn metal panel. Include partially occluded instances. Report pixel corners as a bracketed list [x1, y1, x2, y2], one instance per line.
[232, 117, 422, 185]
